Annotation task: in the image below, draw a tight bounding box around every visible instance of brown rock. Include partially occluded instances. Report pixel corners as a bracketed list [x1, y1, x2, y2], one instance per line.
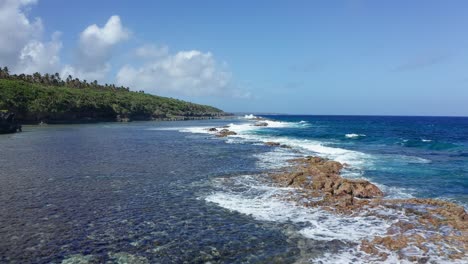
[373, 236, 408, 251]
[254, 122, 268, 127]
[266, 155, 468, 261]
[216, 129, 237, 137]
[334, 179, 383, 198]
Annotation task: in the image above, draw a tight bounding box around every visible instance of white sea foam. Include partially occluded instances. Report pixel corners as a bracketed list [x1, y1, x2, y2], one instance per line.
[374, 184, 415, 199]
[206, 175, 390, 243]
[345, 133, 366, 138]
[253, 148, 302, 169]
[373, 154, 431, 165]
[421, 138, 432, 142]
[401, 155, 431, 164]
[206, 174, 467, 264]
[311, 246, 468, 264]
[243, 114, 257, 119]
[166, 119, 414, 201]
[237, 134, 371, 169]
[179, 126, 216, 134]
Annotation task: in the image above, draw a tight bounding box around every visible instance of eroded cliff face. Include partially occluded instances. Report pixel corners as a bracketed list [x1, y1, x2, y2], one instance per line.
[269, 156, 468, 262]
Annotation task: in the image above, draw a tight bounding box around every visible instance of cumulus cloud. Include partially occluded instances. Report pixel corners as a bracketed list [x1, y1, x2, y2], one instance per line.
[116, 49, 234, 96]
[77, 15, 129, 71]
[63, 15, 130, 81]
[0, 2, 243, 98]
[0, 0, 62, 73]
[17, 32, 62, 74]
[0, 2, 128, 80]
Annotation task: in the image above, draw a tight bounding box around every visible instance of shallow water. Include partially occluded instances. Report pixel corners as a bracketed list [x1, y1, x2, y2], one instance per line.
[0, 116, 467, 263]
[0, 120, 305, 263]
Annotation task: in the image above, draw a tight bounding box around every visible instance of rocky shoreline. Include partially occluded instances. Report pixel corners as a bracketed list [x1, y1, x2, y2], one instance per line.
[201, 118, 467, 262]
[268, 156, 467, 262]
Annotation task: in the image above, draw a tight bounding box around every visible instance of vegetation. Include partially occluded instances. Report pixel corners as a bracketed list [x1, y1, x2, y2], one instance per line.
[0, 67, 227, 124]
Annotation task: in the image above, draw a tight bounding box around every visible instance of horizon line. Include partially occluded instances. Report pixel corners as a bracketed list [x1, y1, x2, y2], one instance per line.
[232, 112, 468, 118]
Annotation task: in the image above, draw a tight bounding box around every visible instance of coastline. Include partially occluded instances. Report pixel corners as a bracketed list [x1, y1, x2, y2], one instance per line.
[16, 114, 232, 125]
[199, 115, 468, 263]
[1, 115, 467, 263]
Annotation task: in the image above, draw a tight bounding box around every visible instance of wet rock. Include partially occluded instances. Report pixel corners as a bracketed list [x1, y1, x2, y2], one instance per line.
[253, 122, 268, 127]
[274, 156, 382, 201]
[373, 235, 408, 251]
[0, 111, 22, 134]
[208, 127, 218, 132]
[216, 129, 237, 137]
[267, 155, 468, 262]
[264, 142, 292, 149]
[334, 179, 383, 198]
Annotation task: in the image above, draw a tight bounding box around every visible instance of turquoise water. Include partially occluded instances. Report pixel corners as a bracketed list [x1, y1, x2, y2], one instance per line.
[247, 116, 468, 205]
[256, 115, 468, 205]
[0, 116, 467, 263]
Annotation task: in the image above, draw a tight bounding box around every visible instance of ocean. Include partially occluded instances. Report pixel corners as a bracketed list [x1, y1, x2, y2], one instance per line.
[0, 115, 466, 263]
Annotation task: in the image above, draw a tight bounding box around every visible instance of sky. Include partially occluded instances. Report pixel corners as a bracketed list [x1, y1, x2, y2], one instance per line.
[1, 0, 468, 116]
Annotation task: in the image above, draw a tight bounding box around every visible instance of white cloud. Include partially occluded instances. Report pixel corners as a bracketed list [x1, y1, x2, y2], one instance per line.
[116, 49, 235, 96]
[0, 2, 244, 98]
[63, 15, 130, 81]
[0, 2, 128, 79]
[76, 15, 129, 71]
[17, 32, 62, 74]
[0, 0, 63, 73]
[60, 64, 111, 83]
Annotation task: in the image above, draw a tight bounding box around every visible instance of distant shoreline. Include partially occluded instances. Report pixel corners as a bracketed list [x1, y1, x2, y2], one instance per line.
[16, 114, 232, 125]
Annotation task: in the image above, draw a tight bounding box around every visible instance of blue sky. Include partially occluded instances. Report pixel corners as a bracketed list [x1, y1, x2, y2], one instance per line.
[1, 0, 468, 116]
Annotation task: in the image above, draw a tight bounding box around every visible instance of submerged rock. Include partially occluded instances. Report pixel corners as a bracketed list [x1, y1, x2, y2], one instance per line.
[216, 129, 237, 137]
[108, 252, 149, 264]
[253, 122, 268, 127]
[61, 254, 96, 264]
[264, 142, 292, 149]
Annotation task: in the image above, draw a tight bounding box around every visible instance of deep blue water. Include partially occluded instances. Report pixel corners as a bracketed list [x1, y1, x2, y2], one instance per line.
[0, 115, 467, 263]
[258, 115, 468, 205]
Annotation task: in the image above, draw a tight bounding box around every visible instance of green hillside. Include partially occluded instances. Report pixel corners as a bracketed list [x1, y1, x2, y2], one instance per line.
[0, 70, 227, 124]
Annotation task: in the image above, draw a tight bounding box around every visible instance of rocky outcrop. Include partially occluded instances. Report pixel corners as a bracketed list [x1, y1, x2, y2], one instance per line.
[208, 127, 218, 132]
[0, 111, 22, 134]
[264, 142, 291, 148]
[216, 129, 237, 137]
[270, 156, 382, 208]
[268, 155, 468, 262]
[116, 115, 131, 122]
[253, 122, 268, 127]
